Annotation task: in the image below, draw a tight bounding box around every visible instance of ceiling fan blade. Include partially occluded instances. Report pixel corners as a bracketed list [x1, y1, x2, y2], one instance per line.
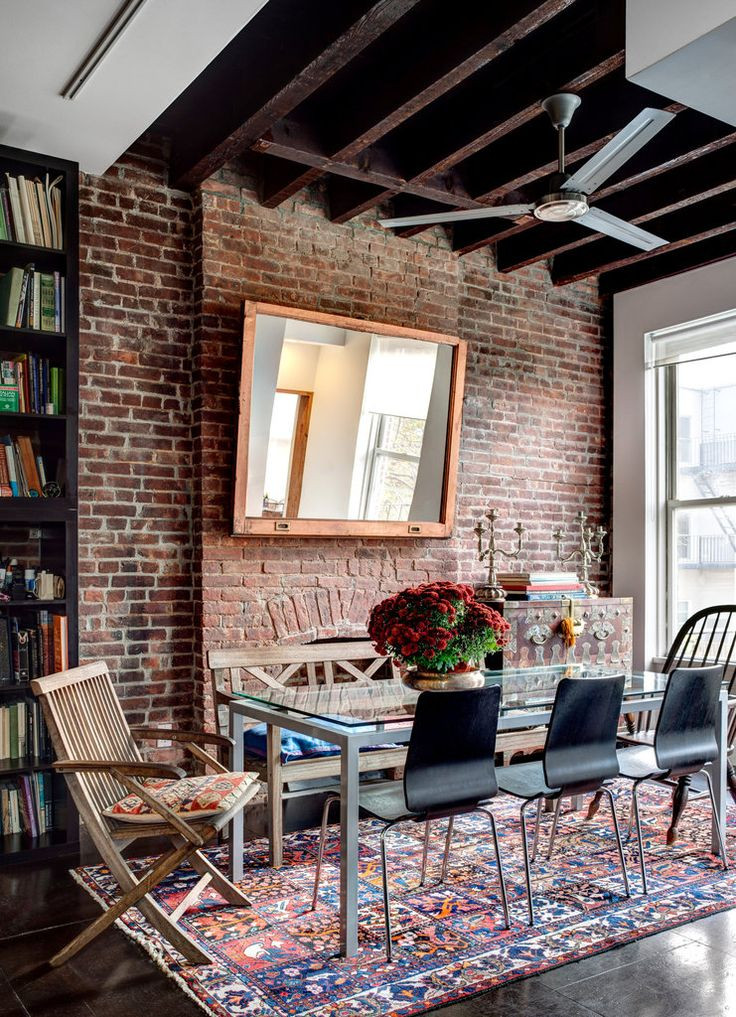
[575, 207, 668, 251]
[562, 108, 676, 195]
[378, 204, 534, 228]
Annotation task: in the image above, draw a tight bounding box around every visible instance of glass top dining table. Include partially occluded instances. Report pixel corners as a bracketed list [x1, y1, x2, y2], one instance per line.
[230, 663, 670, 732]
[227, 663, 728, 959]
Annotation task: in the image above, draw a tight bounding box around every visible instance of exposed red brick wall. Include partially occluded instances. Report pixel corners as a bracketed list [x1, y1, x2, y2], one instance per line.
[78, 140, 196, 732]
[192, 164, 609, 725]
[78, 142, 609, 733]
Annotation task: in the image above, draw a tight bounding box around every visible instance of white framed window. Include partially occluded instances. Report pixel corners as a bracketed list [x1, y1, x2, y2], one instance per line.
[648, 309, 736, 653]
[359, 413, 425, 521]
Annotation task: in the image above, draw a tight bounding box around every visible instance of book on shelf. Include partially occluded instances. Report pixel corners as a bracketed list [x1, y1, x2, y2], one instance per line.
[0, 697, 52, 761]
[0, 265, 64, 332]
[0, 773, 54, 836]
[0, 611, 67, 683]
[0, 433, 63, 497]
[0, 172, 63, 249]
[0, 355, 64, 415]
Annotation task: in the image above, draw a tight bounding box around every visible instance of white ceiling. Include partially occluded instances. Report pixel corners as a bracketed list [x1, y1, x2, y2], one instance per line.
[0, 0, 270, 175]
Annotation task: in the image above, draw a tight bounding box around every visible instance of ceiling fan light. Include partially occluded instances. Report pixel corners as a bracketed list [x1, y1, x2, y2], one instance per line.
[534, 191, 589, 223]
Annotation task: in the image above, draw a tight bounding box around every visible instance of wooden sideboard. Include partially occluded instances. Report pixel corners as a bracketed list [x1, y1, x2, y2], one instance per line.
[478, 596, 634, 762]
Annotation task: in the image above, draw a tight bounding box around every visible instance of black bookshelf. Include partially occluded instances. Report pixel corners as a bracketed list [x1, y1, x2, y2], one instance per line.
[0, 143, 79, 865]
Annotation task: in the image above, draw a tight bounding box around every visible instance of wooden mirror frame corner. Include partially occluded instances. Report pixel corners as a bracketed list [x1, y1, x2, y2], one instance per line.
[232, 301, 466, 538]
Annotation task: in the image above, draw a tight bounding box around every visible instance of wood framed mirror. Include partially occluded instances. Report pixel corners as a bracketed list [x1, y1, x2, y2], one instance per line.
[233, 302, 466, 538]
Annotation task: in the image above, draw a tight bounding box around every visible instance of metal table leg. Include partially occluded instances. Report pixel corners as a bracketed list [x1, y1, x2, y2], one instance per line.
[229, 709, 245, 882]
[339, 740, 360, 958]
[707, 690, 728, 856]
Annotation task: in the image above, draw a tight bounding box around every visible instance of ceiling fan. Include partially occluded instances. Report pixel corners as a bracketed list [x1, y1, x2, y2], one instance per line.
[379, 93, 676, 252]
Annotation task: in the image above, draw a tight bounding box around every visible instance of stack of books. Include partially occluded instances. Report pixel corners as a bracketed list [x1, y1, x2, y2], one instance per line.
[0, 172, 63, 249]
[0, 698, 51, 761]
[0, 774, 54, 837]
[1, 356, 64, 414]
[0, 434, 55, 497]
[499, 571, 586, 600]
[0, 612, 69, 682]
[0, 266, 64, 332]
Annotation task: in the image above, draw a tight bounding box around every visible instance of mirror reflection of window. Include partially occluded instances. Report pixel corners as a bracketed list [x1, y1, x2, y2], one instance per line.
[361, 414, 426, 520]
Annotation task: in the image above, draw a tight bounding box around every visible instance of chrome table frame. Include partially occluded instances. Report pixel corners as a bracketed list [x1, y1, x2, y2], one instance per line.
[229, 686, 729, 958]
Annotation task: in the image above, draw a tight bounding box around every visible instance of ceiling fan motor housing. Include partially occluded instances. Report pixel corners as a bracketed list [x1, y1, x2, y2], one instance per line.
[534, 190, 589, 222]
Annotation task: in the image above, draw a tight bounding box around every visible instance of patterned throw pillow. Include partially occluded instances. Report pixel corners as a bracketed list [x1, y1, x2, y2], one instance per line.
[104, 771, 256, 823]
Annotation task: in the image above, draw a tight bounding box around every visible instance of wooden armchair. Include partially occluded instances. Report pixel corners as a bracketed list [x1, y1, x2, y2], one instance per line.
[32, 661, 259, 967]
[208, 641, 408, 867]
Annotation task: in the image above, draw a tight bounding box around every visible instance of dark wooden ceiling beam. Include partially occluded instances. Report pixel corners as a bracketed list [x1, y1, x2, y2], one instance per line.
[299, 0, 577, 161]
[389, 1, 625, 185]
[599, 228, 736, 294]
[164, 0, 422, 189]
[255, 0, 626, 218]
[495, 139, 736, 272]
[551, 188, 736, 285]
[256, 125, 477, 210]
[251, 0, 577, 209]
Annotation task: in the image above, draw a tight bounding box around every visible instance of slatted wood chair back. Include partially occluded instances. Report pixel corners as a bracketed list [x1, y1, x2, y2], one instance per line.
[208, 642, 396, 737]
[32, 661, 141, 815]
[634, 605, 736, 735]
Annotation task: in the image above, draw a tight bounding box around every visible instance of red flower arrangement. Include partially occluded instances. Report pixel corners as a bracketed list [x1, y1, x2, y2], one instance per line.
[368, 581, 510, 673]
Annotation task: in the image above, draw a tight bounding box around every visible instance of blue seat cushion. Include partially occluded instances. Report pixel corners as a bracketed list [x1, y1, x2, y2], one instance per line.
[243, 724, 400, 764]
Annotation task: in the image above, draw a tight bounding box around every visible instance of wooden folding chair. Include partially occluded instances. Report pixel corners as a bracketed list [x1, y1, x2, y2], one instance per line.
[32, 661, 259, 967]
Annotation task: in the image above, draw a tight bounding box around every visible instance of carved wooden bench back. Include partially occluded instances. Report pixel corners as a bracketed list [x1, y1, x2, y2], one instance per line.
[207, 642, 397, 737]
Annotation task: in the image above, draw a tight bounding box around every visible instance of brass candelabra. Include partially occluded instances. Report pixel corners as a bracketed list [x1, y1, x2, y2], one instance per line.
[475, 508, 526, 601]
[553, 509, 606, 597]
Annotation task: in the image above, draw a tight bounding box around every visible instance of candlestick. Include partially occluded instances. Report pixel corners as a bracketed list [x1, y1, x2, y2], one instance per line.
[475, 508, 526, 601]
[553, 509, 607, 597]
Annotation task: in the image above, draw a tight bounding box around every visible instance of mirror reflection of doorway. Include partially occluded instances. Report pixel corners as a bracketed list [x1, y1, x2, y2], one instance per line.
[262, 389, 313, 517]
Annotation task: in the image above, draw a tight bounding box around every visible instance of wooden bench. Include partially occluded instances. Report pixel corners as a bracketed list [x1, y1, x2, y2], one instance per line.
[208, 641, 408, 867]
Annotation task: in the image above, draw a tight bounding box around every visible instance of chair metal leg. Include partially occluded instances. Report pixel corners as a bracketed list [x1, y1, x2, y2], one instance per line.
[476, 806, 510, 929]
[439, 816, 455, 884]
[380, 820, 401, 962]
[420, 820, 431, 887]
[519, 799, 536, 926]
[600, 786, 631, 898]
[530, 798, 543, 863]
[547, 796, 563, 860]
[311, 794, 339, 910]
[703, 769, 729, 870]
[631, 780, 648, 894]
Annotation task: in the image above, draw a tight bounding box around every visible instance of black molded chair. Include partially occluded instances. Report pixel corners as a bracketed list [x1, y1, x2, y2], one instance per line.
[618, 665, 729, 894]
[497, 674, 630, 925]
[311, 685, 510, 960]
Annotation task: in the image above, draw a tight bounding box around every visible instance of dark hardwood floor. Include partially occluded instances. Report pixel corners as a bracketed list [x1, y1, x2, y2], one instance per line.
[1, 853, 735, 1017]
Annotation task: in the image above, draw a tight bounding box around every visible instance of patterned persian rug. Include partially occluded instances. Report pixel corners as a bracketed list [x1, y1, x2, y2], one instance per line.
[75, 782, 736, 1017]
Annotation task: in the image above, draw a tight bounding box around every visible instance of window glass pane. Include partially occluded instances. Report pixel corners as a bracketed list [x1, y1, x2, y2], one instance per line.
[365, 454, 420, 520]
[676, 353, 736, 499]
[671, 505, 736, 625]
[377, 414, 425, 456]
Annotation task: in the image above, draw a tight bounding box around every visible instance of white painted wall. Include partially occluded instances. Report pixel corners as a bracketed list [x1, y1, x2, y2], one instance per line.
[0, 0, 268, 174]
[299, 331, 372, 519]
[247, 315, 286, 516]
[627, 0, 736, 76]
[409, 344, 453, 522]
[613, 255, 736, 667]
[626, 0, 736, 127]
